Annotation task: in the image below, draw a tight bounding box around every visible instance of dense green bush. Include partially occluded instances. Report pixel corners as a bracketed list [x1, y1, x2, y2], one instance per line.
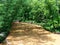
[0, 0, 20, 42]
[0, 0, 60, 43]
[20, 0, 60, 32]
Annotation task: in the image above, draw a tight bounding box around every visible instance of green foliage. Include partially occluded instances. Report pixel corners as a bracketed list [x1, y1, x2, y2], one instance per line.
[0, 0, 60, 43]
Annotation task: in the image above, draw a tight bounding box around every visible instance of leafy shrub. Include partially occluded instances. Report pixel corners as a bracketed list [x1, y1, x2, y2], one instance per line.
[0, 0, 60, 43]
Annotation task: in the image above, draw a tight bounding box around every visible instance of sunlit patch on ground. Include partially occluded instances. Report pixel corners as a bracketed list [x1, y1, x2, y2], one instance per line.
[0, 22, 60, 45]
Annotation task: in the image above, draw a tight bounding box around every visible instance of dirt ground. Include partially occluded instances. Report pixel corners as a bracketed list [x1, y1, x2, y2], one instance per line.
[0, 22, 60, 45]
